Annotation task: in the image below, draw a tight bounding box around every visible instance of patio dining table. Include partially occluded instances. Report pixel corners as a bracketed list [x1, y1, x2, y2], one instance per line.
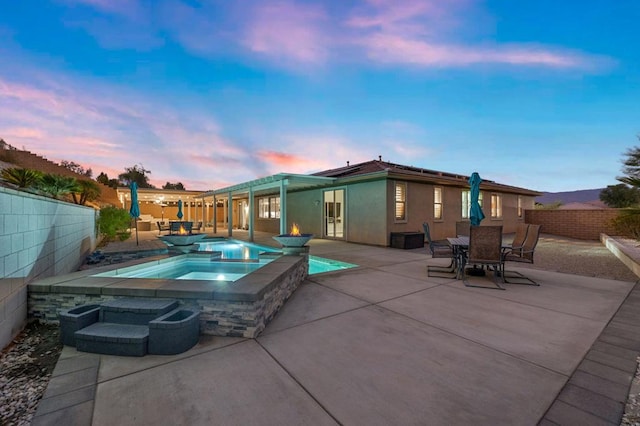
[446, 236, 512, 279]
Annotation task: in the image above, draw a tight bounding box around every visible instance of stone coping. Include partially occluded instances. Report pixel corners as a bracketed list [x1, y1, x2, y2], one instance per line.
[28, 253, 304, 302]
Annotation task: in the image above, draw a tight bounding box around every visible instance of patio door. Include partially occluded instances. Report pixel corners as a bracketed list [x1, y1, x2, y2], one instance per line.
[323, 189, 345, 239]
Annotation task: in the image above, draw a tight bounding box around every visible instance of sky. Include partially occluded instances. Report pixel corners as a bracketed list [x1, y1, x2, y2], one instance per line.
[0, 0, 638, 193]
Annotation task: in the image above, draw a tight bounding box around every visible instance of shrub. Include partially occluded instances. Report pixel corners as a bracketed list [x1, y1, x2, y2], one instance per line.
[98, 206, 132, 242]
[611, 209, 640, 239]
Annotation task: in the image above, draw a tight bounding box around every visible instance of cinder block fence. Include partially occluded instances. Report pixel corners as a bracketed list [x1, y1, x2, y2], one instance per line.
[525, 209, 620, 240]
[0, 186, 97, 349]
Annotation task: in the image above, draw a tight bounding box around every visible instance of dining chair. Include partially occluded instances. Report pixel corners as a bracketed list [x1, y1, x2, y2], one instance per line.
[456, 221, 471, 237]
[423, 222, 457, 278]
[462, 225, 505, 290]
[502, 224, 541, 285]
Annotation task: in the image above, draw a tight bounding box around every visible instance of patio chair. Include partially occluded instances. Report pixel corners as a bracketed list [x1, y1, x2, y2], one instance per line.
[502, 224, 541, 286]
[456, 221, 470, 237]
[502, 223, 529, 254]
[424, 222, 457, 278]
[462, 225, 505, 290]
[192, 221, 203, 232]
[156, 221, 170, 235]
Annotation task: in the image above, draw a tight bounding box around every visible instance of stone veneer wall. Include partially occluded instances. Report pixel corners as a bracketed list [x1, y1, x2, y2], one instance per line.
[28, 256, 308, 338]
[0, 186, 97, 349]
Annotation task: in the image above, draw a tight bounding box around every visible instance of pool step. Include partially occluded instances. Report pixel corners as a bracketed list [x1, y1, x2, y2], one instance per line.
[59, 298, 200, 357]
[75, 322, 149, 357]
[100, 298, 179, 325]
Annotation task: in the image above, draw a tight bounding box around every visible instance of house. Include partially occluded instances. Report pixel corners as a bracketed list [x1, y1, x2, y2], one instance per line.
[199, 158, 542, 246]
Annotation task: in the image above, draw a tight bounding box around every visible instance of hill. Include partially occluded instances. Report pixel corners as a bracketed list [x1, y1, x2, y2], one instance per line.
[535, 188, 603, 205]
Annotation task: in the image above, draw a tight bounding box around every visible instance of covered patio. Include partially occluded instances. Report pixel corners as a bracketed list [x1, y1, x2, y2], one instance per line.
[197, 174, 335, 241]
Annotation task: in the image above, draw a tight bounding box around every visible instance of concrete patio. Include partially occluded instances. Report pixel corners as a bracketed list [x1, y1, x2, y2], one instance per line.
[31, 231, 640, 425]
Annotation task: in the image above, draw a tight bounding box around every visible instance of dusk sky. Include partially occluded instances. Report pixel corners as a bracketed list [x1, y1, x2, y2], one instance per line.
[0, 1, 638, 192]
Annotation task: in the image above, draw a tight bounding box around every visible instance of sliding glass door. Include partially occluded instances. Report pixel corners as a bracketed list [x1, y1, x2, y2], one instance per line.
[323, 189, 345, 239]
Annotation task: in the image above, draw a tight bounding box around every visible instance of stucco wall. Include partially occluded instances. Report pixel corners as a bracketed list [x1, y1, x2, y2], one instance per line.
[525, 209, 619, 240]
[0, 186, 97, 349]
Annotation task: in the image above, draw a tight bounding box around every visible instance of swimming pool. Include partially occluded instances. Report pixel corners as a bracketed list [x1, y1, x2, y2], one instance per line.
[195, 239, 357, 275]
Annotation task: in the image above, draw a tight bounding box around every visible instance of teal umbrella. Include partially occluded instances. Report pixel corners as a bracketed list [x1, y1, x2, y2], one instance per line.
[469, 172, 485, 227]
[177, 199, 183, 220]
[129, 182, 140, 246]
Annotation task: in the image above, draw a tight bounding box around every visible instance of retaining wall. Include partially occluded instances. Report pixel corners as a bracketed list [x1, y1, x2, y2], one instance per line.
[0, 186, 97, 349]
[525, 209, 620, 240]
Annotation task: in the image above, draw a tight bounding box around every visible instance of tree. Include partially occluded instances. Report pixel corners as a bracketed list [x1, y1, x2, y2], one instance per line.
[71, 179, 102, 205]
[118, 164, 154, 188]
[1, 167, 42, 188]
[37, 174, 78, 199]
[162, 182, 185, 190]
[96, 172, 119, 189]
[60, 160, 92, 178]
[600, 184, 640, 208]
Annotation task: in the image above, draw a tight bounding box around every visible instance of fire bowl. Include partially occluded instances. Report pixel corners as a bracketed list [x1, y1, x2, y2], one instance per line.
[273, 234, 313, 247]
[160, 233, 207, 246]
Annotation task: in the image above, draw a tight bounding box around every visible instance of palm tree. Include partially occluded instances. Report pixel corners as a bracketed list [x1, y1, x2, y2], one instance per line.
[71, 179, 102, 205]
[0, 167, 42, 188]
[37, 174, 79, 200]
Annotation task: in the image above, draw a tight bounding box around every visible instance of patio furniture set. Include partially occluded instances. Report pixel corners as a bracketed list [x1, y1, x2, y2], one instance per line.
[156, 220, 203, 235]
[424, 222, 541, 290]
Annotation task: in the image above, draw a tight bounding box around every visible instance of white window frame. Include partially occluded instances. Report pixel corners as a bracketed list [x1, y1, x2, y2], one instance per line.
[490, 193, 502, 219]
[258, 196, 280, 219]
[517, 195, 523, 218]
[434, 187, 443, 220]
[394, 182, 407, 222]
[462, 190, 483, 219]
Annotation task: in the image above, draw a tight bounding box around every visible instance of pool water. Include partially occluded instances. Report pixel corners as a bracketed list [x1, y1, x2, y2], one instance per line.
[94, 257, 273, 282]
[196, 239, 357, 275]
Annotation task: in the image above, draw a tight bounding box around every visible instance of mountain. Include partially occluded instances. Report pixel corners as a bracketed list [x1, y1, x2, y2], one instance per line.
[535, 188, 604, 205]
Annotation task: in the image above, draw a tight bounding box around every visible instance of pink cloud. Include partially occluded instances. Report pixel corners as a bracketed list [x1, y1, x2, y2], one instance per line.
[360, 34, 587, 68]
[242, 1, 330, 65]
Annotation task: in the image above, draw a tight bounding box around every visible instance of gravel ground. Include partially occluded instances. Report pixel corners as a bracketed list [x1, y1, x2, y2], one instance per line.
[1, 235, 639, 425]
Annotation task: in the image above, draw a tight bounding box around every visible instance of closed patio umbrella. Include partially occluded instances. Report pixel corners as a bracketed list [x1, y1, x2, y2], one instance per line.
[129, 182, 140, 246]
[469, 172, 485, 227]
[177, 199, 183, 220]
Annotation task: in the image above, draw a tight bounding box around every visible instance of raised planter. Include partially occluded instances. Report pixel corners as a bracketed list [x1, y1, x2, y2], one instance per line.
[148, 309, 200, 355]
[59, 304, 101, 346]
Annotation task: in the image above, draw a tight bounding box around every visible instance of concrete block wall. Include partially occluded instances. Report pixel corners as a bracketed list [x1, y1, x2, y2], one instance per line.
[525, 209, 620, 240]
[0, 186, 97, 349]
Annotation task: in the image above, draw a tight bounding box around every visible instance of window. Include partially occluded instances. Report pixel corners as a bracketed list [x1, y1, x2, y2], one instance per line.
[258, 196, 280, 219]
[490, 193, 502, 218]
[434, 187, 443, 220]
[462, 190, 483, 219]
[517, 196, 523, 218]
[395, 182, 407, 221]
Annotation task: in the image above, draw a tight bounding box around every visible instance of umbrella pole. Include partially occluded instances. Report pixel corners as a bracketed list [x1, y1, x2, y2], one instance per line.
[135, 219, 139, 246]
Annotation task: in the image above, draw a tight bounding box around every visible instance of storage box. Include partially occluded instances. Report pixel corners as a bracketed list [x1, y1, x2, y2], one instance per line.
[390, 232, 425, 249]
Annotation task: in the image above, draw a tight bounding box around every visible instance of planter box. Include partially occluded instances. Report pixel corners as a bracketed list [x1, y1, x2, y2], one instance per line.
[59, 304, 101, 346]
[390, 232, 425, 250]
[148, 309, 200, 355]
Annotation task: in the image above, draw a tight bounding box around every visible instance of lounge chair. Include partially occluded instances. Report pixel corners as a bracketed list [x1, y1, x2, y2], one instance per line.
[502, 224, 541, 285]
[424, 222, 457, 278]
[462, 225, 505, 290]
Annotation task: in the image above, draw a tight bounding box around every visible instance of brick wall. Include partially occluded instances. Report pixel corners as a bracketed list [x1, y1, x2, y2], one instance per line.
[0, 186, 97, 349]
[525, 209, 620, 240]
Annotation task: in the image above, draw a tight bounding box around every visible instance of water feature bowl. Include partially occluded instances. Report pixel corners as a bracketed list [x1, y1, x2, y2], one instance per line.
[273, 233, 313, 247]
